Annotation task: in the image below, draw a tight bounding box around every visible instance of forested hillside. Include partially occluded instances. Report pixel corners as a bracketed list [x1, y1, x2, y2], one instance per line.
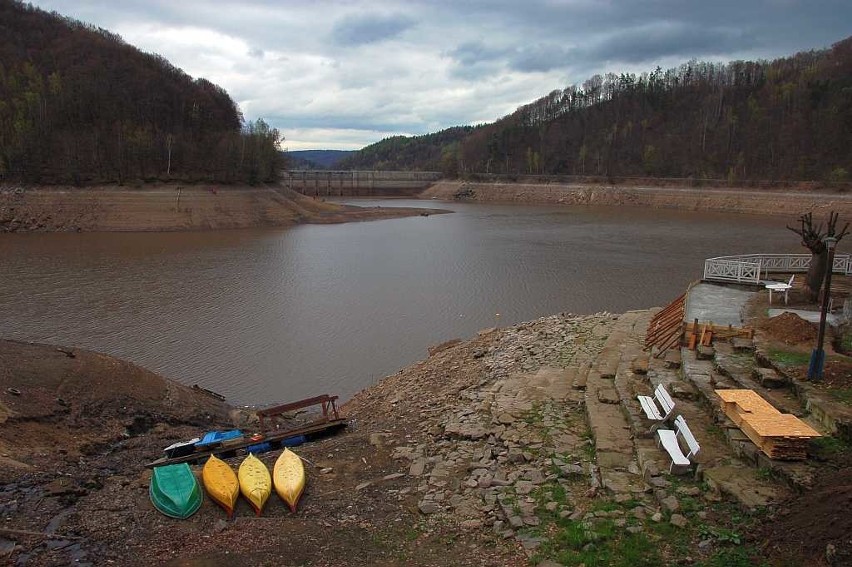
[338, 127, 474, 174]
[0, 0, 280, 185]
[347, 37, 852, 183]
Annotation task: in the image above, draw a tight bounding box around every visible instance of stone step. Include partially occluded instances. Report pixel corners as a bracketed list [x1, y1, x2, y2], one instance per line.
[714, 342, 804, 417]
[584, 312, 648, 487]
[753, 367, 786, 389]
[751, 345, 852, 442]
[596, 346, 621, 379]
[663, 350, 682, 369]
[571, 362, 590, 390]
[678, 347, 819, 492]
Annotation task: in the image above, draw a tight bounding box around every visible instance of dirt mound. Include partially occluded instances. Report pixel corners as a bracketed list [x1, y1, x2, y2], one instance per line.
[0, 339, 231, 471]
[760, 312, 818, 346]
[760, 458, 852, 565]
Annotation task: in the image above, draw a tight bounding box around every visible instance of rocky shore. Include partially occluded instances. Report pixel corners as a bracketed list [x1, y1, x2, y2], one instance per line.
[1, 295, 849, 565]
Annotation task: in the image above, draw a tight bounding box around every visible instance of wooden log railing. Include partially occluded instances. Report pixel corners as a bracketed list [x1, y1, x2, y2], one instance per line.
[645, 293, 686, 357]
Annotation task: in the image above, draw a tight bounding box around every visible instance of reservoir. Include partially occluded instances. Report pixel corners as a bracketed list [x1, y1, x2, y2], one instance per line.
[0, 199, 793, 405]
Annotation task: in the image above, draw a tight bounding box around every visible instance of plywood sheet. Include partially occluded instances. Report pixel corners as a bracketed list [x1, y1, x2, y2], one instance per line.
[715, 389, 778, 415]
[715, 388, 821, 461]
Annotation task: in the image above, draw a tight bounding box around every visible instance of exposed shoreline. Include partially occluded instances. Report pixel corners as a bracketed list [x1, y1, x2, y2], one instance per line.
[2, 180, 851, 233]
[421, 180, 852, 217]
[0, 183, 448, 233]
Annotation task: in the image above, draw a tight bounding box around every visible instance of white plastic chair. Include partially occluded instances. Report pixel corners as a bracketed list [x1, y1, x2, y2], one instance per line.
[765, 275, 794, 305]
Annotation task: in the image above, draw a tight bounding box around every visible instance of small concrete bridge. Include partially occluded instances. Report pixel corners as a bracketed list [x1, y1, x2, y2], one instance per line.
[282, 170, 442, 197]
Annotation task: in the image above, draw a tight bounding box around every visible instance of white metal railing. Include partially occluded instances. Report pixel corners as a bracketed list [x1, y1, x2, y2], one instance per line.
[703, 253, 852, 284]
[703, 258, 762, 283]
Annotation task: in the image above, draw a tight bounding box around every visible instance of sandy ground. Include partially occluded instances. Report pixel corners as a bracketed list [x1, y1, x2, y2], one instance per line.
[421, 181, 852, 217]
[0, 184, 448, 232]
[2, 180, 851, 234]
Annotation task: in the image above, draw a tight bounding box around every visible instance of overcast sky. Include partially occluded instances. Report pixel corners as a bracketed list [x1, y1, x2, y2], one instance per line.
[27, 0, 852, 150]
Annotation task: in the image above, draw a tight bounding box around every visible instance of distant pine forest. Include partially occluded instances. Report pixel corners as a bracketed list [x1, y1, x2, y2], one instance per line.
[341, 36, 852, 185]
[0, 1, 280, 185]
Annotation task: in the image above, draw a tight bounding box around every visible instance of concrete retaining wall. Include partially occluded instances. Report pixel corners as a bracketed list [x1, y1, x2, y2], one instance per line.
[283, 170, 442, 196]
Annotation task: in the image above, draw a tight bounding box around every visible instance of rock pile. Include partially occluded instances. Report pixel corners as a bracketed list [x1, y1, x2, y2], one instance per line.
[347, 312, 619, 542]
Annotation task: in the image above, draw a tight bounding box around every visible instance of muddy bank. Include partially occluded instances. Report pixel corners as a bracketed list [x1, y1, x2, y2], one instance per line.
[421, 180, 852, 217]
[0, 184, 448, 232]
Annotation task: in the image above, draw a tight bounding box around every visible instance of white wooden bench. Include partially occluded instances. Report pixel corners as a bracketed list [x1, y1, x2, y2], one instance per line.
[637, 383, 676, 427]
[656, 415, 701, 474]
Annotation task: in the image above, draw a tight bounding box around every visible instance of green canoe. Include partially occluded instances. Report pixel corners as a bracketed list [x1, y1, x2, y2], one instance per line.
[150, 463, 203, 519]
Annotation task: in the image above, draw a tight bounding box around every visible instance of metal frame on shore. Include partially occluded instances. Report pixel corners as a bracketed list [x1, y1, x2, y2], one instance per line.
[146, 394, 347, 468]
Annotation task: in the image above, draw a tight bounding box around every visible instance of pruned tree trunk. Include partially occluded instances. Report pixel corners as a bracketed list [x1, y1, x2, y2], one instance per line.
[787, 211, 848, 301]
[806, 249, 829, 298]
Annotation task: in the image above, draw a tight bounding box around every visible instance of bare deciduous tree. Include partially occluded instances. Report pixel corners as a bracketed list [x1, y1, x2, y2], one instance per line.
[787, 211, 848, 300]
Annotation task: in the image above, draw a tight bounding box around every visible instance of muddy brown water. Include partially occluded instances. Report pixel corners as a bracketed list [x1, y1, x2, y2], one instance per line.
[0, 199, 795, 405]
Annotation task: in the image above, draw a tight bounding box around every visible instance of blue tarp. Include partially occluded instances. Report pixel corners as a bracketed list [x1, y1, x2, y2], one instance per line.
[195, 429, 243, 448]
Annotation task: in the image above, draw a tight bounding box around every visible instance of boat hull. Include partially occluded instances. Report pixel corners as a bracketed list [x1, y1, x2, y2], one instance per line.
[238, 453, 271, 516]
[202, 454, 239, 518]
[273, 448, 306, 512]
[150, 463, 202, 519]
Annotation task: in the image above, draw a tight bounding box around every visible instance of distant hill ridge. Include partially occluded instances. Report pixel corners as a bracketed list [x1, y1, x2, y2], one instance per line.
[286, 150, 355, 169]
[343, 37, 852, 183]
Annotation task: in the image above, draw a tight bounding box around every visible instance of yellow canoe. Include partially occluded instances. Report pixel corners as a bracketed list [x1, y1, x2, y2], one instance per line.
[273, 448, 306, 512]
[238, 453, 271, 516]
[202, 454, 239, 518]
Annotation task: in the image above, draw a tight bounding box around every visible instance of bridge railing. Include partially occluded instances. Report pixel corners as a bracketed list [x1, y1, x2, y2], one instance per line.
[703, 253, 852, 284]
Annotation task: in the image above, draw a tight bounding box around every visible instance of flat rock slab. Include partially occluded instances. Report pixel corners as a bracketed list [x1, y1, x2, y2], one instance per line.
[597, 349, 620, 379]
[664, 351, 682, 369]
[601, 469, 645, 494]
[491, 366, 574, 414]
[703, 465, 788, 509]
[596, 387, 620, 405]
[731, 337, 754, 352]
[631, 355, 649, 375]
[696, 345, 715, 360]
[754, 367, 786, 388]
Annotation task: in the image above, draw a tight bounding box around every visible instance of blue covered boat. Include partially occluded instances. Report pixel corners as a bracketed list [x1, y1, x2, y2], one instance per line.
[194, 430, 243, 449]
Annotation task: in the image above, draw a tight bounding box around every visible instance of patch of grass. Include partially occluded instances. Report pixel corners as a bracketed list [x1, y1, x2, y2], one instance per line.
[838, 330, 852, 354]
[695, 547, 766, 567]
[534, 518, 661, 567]
[756, 466, 775, 481]
[699, 524, 743, 546]
[704, 423, 726, 441]
[581, 430, 596, 460]
[829, 388, 852, 405]
[533, 482, 568, 513]
[678, 495, 703, 514]
[809, 435, 851, 458]
[767, 348, 811, 367]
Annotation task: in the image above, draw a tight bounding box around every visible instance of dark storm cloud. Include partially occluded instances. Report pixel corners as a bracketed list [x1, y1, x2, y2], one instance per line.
[580, 22, 752, 65]
[509, 44, 576, 73]
[332, 13, 415, 46]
